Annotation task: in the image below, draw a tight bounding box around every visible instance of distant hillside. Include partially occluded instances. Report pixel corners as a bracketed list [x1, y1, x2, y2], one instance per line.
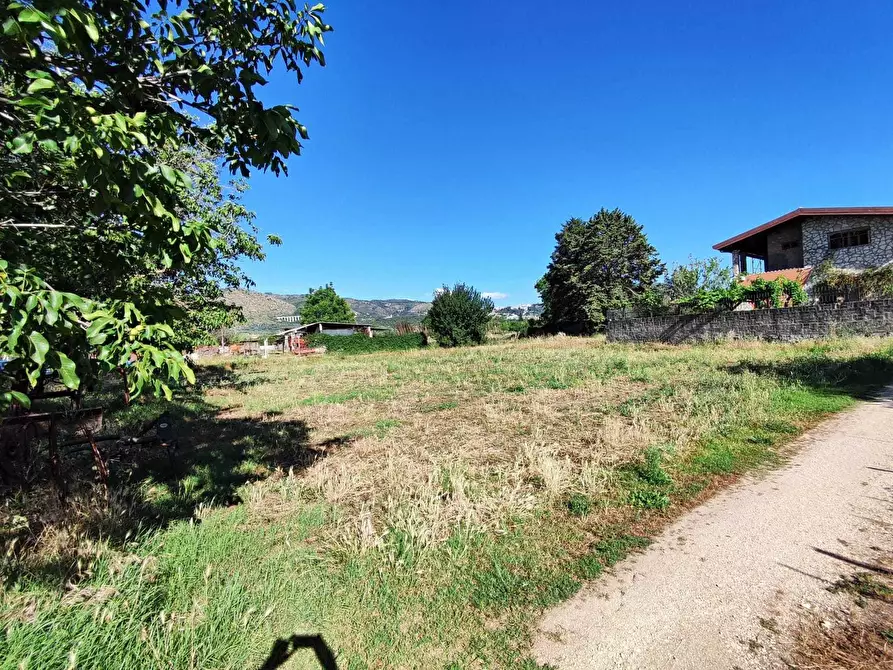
[226, 290, 432, 333]
[226, 290, 545, 334]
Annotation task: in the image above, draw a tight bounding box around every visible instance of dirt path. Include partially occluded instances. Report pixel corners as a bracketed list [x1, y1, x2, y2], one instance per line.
[535, 390, 893, 669]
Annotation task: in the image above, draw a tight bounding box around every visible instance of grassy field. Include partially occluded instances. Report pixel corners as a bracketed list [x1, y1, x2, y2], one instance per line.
[3, 336, 893, 669]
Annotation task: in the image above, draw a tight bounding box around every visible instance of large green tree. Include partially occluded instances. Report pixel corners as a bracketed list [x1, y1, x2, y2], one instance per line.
[536, 208, 664, 333]
[0, 1, 331, 407]
[299, 284, 355, 324]
[665, 256, 732, 302]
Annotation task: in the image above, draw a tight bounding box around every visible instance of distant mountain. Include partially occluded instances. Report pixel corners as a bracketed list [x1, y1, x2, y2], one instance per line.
[226, 290, 544, 334]
[225, 290, 431, 333]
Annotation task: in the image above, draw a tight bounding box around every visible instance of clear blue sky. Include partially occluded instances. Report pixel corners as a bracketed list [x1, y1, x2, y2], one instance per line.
[240, 0, 893, 305]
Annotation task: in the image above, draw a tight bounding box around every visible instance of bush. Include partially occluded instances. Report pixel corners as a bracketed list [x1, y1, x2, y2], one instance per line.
[424, 283, 494, 347]
[491, 318, 531, 336]
[305, 332, 426, 355]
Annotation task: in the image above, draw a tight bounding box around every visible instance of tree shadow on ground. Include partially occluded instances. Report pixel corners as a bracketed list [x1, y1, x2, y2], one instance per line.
[0, 363, 353, 588]
[724, 351, 893, 400]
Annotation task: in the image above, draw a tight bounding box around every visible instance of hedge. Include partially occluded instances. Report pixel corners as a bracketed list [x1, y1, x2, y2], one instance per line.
[305, 332, 427, 355]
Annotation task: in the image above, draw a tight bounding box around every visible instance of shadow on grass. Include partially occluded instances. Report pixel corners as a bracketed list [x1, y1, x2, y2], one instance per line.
[0, 364, 347, 588]
[259, 634, 338, 670]
[725, 351, 893, 400]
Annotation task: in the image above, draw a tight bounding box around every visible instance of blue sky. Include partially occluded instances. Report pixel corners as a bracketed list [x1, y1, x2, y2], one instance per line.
[240, 0, 893, 305]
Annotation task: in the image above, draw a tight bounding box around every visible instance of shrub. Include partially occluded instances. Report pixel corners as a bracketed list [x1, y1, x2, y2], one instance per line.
[424, 283, 494, 347]
[305, 332, 426, 354]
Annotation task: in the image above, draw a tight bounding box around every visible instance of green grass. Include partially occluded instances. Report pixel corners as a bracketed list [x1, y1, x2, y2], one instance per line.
[4, 336, 893, 668]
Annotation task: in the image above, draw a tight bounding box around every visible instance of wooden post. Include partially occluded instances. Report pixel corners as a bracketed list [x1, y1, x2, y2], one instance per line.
[48, 417, 67, 502]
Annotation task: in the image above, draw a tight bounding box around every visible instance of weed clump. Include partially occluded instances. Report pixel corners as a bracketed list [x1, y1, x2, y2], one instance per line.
[629, 488, 671, 510]
[636, 446, 673, 486]
[565, 493, 593, 517]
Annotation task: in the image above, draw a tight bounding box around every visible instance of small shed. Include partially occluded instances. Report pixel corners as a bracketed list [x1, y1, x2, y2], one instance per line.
[278, 322, 383, 353]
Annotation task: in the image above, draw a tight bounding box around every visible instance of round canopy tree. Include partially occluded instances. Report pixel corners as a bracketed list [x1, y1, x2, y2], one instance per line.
[299, 284, 355, 324]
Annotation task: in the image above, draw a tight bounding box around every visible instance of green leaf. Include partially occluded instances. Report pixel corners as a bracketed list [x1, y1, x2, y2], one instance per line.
[55, 352, 80, 389]
[44, 303, 59, 325]
[182, 362, 196, 385]
[38, 139, 59, 153]
[18, 8, 45, 23]
[3, 391, 31, 409]
[28, 331, 50, 365]
[84, 20, 99, 42]
[11, 136, 33, 155]
[160, 164, 177, 185]
[26, 78, 54, 93]
[8, 320, 24, 349]
[86, 316, 112, 341]
[3, 17, 22, 36]
[48, 291, 63, 311]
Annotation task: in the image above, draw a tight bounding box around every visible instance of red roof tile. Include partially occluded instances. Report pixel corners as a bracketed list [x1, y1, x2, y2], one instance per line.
[739, 267, 812, 286]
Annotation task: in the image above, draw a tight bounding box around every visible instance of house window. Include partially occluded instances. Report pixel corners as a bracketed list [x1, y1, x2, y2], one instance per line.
[780, 240, 800, 251]
[829, 228, 870, 250]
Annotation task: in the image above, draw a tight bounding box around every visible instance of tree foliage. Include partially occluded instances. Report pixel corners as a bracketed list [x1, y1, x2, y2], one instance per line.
[299, 284, 354, 324]
[424, 284, 494, 347]
[0, 1, 331, 408]
[665, 256, 733, 302]
[678, 278, 808, 311]
[536, 208, 664, 333]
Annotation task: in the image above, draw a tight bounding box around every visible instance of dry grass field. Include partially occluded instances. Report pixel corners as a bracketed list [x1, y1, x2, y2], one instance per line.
[3, 336, 893, 668]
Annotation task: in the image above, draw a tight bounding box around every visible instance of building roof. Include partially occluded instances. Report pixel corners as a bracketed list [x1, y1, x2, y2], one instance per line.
[278, 321, 379, 335]
[713, 207, 893, 253]
[739, 267, 812, 286]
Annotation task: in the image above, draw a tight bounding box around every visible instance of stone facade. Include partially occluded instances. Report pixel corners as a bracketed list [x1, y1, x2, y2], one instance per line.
[765, 221, 803, 271]
[606, 299, 893, 344]
[801, 215, 893, 269]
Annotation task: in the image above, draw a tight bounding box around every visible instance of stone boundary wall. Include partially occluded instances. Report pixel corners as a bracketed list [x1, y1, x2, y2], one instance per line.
[606, 299, 893, 344]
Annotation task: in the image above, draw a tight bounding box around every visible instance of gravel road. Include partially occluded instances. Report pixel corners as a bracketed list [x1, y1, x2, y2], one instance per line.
[534, 390, 893, 669]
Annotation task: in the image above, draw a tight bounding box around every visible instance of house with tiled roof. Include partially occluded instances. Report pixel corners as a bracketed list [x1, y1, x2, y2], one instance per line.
[713, 207, 893, 286]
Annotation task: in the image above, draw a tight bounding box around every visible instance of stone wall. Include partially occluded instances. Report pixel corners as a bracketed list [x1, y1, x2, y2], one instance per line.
[766, 221, 803, 271]
[606, 299, 893, 344]
[802, 215, 893, 269]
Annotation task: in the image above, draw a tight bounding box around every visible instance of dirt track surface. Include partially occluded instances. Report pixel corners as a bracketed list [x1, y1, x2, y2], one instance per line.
[535, 390, 893, 669]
